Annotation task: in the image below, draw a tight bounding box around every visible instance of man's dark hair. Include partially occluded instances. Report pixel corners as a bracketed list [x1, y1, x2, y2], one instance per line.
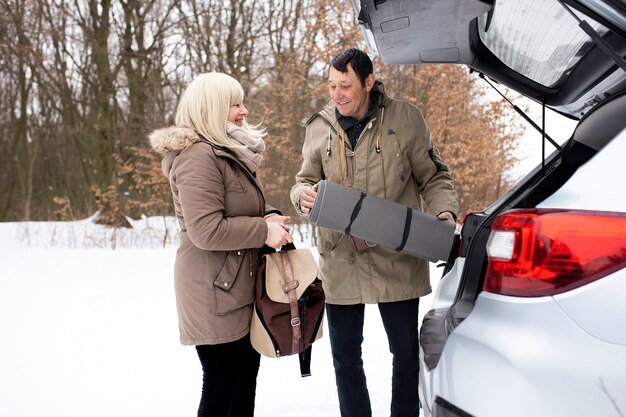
[330, 48, 373, 87]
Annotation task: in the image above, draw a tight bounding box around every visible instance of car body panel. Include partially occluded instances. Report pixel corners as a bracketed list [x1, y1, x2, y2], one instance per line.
[539, 127, 626, 213]
[553, 269, 626, 346]
[418, 129, 626, 416]
[420, 126, 626, 411]
[431, 258, 464, 311]
[436, 287, 626, 417]
[538, 128, 626, 346]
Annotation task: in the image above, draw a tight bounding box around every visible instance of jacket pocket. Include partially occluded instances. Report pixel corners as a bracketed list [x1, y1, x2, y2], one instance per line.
[317, 228, 344, 254]
[387, 131, 412, 186]
[213, 250, 255, 316]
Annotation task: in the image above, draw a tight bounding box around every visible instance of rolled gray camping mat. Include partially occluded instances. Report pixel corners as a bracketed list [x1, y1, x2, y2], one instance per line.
[308, 180, 455, 262]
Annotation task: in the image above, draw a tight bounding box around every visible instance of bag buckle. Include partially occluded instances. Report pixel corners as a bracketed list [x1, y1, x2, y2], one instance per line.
[290, 317, 301, 327]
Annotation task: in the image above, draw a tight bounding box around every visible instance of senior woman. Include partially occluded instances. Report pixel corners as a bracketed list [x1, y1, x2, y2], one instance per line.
[150, 72, 292, 417]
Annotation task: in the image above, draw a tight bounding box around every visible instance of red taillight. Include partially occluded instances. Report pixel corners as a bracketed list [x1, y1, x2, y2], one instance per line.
[484, 209, 626, 297]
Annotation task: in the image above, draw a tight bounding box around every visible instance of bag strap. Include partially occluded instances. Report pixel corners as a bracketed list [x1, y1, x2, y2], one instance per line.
[281, 242, 296, 251]
[280, 251, 302, 355]
[299, 345, 312, 377]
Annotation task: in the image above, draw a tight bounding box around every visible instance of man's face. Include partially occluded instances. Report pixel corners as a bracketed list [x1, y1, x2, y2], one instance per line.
[328, 64, 375, 120]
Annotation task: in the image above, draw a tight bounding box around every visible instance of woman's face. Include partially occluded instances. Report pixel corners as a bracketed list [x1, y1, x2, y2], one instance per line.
[228, 102, 248, 127]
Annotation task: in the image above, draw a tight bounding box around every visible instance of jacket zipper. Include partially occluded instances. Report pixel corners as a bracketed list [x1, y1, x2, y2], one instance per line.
[233, 171, 246, 192]
[209, 144, 266, 279]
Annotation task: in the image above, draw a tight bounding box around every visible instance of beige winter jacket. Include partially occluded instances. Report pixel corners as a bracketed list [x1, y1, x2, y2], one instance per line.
[290, 82, 459, 304]
[150, 126, 275, 345]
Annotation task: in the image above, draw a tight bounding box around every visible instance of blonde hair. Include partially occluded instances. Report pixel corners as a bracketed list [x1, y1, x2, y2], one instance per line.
[175, 72, 265, 149]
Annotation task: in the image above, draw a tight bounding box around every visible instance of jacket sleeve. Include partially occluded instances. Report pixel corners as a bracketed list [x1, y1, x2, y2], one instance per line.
[264, 205, 282, 217]
[290, 119, 325, 215]
[172, 145, 268, 251]
[407, 107, 459, 218]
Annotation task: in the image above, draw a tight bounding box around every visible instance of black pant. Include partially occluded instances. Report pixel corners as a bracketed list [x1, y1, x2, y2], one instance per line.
[195, 334, 261, 417]
[326, 299, 420, 417]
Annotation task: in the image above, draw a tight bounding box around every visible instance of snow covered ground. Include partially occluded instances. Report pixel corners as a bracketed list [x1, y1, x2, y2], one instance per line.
[0, 217, 441, 416]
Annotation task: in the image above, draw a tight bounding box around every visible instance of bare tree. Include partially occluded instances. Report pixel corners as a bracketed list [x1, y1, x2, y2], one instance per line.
[175, 0, 264, 89]
[254, 0, 362, 217]
[117, 0, 177, 144]
[0, 0, 43, 220]
[0, 0, 525, 224]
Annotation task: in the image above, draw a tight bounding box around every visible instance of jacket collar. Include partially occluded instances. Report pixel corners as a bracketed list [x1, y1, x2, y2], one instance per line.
[149, 126, 242, 176]
[335, 97, 379, 132]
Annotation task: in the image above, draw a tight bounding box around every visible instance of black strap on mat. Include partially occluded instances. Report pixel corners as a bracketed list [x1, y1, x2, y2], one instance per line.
[299, 345, 313, 377]
[345, 192, 367, 235]
[395, 207, 413, 251]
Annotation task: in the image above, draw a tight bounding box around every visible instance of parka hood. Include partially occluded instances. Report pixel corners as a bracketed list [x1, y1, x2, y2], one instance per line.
[149, 126, 202, 176]
[149, 126, 202, 154]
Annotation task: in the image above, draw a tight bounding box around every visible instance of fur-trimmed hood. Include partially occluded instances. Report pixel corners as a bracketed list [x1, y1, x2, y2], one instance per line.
[150, 124, 266, 176]
[149, 126, 203, 176]
[149, 126, 202, 154]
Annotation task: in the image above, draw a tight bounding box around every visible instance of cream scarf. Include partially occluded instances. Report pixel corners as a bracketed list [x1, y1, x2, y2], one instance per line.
[226, 123, 265, 173]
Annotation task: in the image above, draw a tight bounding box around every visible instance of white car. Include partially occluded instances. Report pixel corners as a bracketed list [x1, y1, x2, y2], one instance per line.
[353, 0, 626, 416]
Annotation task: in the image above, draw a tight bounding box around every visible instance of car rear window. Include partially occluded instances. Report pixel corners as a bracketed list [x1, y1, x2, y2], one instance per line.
[478, 0, 608, 88]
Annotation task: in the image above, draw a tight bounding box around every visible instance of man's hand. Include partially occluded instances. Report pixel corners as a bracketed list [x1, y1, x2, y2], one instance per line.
[437, 211, 456, 225]
[298, 183, 319, 214]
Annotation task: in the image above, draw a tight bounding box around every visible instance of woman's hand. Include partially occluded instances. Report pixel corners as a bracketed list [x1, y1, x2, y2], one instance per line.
[264, 215, 293, 248]
[265, 214, 291, 225]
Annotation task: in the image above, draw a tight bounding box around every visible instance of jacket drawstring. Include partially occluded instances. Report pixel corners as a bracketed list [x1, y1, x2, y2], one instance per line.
[326, 126, 332, 156]
[376, 107, 385, 153]
[373, 107, 386, 198]
[336, 129, 349, 184]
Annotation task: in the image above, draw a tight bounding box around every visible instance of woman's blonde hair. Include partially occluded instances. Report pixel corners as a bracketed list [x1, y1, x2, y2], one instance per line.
[175, 72, 265, 149]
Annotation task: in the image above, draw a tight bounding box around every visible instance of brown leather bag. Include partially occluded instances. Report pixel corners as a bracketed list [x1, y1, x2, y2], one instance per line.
[250, 243, 325, 377]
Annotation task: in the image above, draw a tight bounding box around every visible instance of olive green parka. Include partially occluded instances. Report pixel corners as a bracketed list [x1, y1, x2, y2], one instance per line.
[290, 82, 459, 304]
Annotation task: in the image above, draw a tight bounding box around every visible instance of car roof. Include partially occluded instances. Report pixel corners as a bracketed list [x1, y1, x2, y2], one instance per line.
[354, 0, 626, 119]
